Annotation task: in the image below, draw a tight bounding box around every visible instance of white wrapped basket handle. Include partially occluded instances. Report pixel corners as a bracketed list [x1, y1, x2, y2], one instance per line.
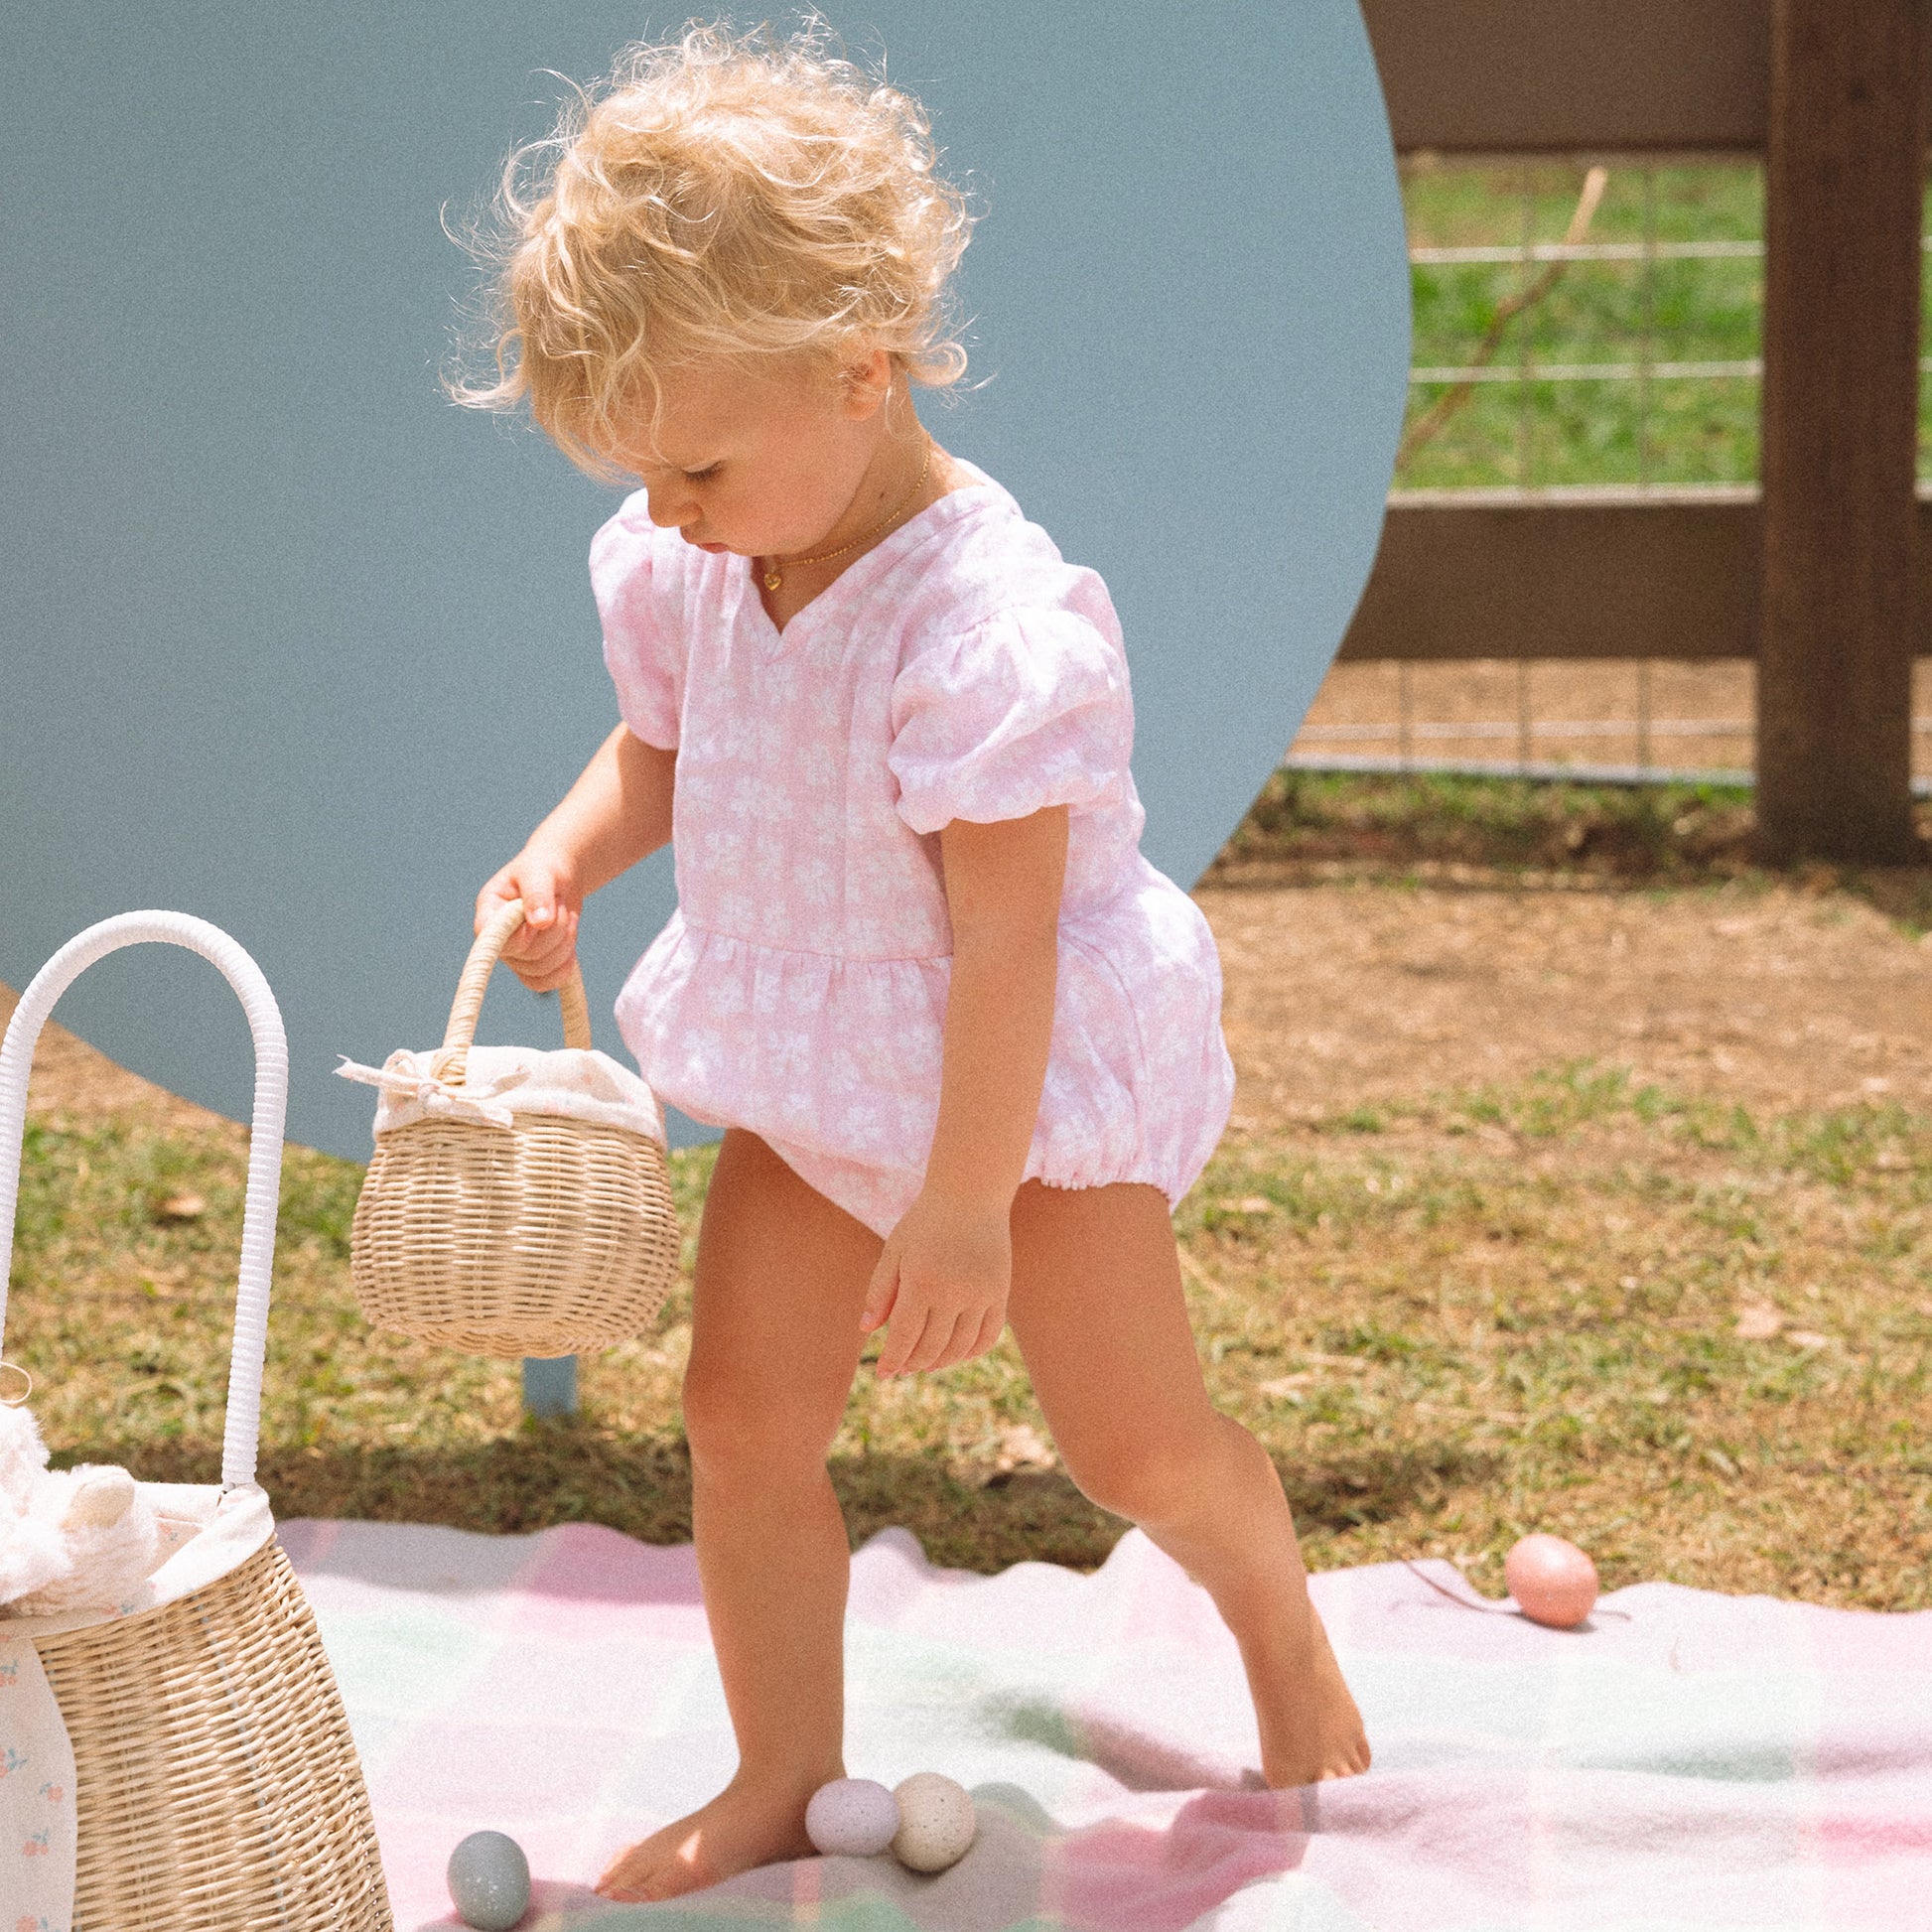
[0, 911, 285, 1492]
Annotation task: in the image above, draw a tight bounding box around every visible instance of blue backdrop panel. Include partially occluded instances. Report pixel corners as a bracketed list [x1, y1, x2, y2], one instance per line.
[0, 3, 1409, 1162]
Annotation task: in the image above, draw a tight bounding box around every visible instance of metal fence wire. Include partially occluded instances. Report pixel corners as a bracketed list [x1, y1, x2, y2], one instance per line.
[1287, 159, 1932, 794]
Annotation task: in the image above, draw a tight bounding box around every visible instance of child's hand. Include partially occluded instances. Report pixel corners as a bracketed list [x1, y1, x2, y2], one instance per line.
[476, 847, 583, 993]
[861, 1187, 1012, 1376]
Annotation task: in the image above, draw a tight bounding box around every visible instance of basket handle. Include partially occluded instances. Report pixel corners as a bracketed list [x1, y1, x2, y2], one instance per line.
[0, 912, 287, 1493]
[438, 898, 592, 1087]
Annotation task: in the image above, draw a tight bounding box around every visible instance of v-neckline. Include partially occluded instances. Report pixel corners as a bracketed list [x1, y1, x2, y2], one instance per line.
[742, 473, 1005, 651]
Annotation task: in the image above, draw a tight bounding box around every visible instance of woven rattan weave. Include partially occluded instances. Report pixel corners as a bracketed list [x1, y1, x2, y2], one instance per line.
[37, 1540, 390, 1930]
[349, 899, 680, 1358]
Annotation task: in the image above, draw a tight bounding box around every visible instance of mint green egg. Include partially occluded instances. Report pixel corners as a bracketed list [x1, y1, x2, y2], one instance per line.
[447, 1830, 531, 1931]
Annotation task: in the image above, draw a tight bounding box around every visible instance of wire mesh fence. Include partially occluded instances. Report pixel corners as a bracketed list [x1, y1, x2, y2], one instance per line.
[1293, 661, 1749, 787]
[1292, 660, 1932, 794]
[1289, 158, 1932, 791]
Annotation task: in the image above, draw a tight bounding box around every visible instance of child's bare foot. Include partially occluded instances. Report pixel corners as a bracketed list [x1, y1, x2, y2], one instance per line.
[595, 1773, 827, 1903]
[1254, 1610, 1372, 1788]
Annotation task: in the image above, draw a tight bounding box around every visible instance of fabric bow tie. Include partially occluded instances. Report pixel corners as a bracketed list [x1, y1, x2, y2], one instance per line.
[335, 1052, 530, 1130]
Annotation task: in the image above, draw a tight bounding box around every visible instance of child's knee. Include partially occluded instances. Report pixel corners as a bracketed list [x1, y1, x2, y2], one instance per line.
[1060, 1431, 1200, 1527]
[682, 1369, 834, 1482]
[1062, 1412, 1261, 1526]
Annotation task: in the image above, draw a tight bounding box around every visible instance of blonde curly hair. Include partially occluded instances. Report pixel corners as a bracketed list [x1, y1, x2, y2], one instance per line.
[450, 18, 974, 480]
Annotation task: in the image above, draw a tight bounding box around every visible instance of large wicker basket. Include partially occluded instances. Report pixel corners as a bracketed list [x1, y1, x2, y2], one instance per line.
[0, 910, 392, 1931]
[348, 899, 680, 1359]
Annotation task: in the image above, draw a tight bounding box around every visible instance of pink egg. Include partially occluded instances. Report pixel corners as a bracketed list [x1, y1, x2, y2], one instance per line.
[1504, 1534, 1599, 1628]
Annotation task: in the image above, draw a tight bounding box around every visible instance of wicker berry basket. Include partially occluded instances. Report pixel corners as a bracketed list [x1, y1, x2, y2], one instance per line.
[0, 910, 391, 1932]
[347, 899, 680, 1359]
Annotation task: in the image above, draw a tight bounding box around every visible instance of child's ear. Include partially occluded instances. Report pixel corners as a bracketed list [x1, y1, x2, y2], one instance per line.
[839, 345, 896, 418]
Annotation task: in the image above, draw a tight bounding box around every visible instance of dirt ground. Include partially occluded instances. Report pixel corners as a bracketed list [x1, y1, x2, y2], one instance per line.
[14, 659, 1932, 1133]
[11, 872, 1931, 1137]
[9, 871, 1930, 1607]
[1200, 872, 1932, 1125]
[1296, 659, 1932, 784]
[1297, 659, 1755, 776]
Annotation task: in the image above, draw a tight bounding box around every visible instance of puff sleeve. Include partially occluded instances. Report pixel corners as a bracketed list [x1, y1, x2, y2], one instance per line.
[590, 502, 683, 750]
[888, 608, 1133, 835]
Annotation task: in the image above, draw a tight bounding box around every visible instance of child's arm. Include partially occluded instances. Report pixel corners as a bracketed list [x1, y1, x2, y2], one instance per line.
[861, 803, 1068, 1375]
[476, 723, 677, 991]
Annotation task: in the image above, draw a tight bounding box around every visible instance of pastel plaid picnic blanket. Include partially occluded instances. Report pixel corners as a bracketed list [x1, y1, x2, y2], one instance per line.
[279, 1517, 1932, 1931]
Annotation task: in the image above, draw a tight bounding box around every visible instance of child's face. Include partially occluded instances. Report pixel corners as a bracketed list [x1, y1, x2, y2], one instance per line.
[604, 350, 893, 559]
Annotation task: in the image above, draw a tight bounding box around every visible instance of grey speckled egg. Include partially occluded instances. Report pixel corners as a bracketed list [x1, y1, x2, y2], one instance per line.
[447, 1830, 531, 1931]
[806, 1777, 900, 1857]
[891, 1772, 977, 1873]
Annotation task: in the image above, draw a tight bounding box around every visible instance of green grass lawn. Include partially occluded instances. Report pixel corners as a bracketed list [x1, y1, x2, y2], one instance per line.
[1397, 159, 1932, 490]
[9, 777, 1929, 1613]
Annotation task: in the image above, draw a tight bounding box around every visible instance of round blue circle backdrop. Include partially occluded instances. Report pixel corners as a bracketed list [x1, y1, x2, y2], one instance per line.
[0, 4, 1408, 1161]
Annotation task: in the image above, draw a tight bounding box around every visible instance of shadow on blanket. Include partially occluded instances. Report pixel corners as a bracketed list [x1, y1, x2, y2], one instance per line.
[508, 1786, 1310, 1931]
[281, 1517, 1932, 1932]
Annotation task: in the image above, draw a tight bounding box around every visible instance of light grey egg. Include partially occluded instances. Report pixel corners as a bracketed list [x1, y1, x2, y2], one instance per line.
[447, 1830, 531, 1931]
[805, 1777, 900, 1858]
[891, 1772, 977, 1873]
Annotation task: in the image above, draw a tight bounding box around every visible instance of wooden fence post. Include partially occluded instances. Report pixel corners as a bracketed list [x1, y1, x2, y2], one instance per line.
[1757, 0, 1929, 864]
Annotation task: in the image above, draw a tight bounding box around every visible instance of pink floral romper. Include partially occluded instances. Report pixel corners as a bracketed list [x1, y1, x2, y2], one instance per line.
[593, 464, 1235, 1238]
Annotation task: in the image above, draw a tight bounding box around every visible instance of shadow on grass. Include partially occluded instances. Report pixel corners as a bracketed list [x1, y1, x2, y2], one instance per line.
[58, 1427, 1492, 1576]
[1210, 770, 1932, 932]
[1280, 1444, 1499, 1535]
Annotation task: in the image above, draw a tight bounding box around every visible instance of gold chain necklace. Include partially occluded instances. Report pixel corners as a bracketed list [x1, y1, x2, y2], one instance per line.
[760, 439, 933, 593]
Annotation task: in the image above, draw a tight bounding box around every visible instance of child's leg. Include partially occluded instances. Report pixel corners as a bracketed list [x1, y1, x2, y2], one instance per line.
[1006, 1179, 1371, 1788]
[597, 1129, 883, 1903]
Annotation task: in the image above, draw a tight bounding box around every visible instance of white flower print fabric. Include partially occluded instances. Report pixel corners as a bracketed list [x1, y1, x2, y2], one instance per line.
[0, 1483, 274, 1932]
[0, 1641, 75, 1932]
[594, 465, 1235, 1238]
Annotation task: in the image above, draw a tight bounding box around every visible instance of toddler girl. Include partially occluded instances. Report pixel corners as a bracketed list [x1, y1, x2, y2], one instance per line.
[459, 23, 1368, 1903]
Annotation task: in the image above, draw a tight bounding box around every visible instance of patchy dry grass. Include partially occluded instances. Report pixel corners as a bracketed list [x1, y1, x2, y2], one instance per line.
[1223, 770, 1762, 881]
[8, 1058, 1928, 1610]
[1215, 770, 1932, 930]
[1186, 1068, 1932, 1610]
